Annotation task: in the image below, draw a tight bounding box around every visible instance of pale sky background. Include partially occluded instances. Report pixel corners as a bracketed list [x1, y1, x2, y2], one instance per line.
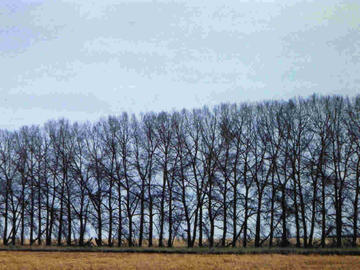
[0, 0, 359, 129]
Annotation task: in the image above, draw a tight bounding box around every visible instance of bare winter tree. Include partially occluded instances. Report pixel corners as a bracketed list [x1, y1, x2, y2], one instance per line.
[0, 94, 359, 249]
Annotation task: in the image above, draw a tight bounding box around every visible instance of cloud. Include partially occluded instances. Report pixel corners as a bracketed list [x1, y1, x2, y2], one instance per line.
[0, 0, 359, 129]
[0, 26, 35, 53]
[0, 92, 109, 113]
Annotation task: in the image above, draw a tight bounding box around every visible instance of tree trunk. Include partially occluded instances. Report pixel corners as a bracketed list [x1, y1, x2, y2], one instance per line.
[254, 191, 263, 247]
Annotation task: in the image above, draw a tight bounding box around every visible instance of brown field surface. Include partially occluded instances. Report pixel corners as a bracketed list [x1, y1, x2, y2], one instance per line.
[0, 252, 359, 270]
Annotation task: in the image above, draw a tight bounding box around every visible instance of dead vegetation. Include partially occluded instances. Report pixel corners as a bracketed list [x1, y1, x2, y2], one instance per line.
[0, 252, 359, 270]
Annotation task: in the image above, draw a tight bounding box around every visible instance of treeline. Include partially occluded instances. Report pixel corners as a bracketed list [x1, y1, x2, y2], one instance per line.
[0, 94, 359, 248]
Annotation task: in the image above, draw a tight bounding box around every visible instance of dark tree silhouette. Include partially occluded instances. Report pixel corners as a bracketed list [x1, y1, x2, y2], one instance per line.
[0, 94, 359, 248]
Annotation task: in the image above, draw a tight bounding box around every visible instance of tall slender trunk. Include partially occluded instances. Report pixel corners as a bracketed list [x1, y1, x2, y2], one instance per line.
[108, 180, 113, 247]
[97, 204, 102, 247]
[281, 184, 288, 247]
[121, 152, 132, 247]
[3, 183, 9, 246]
[79, 192, 85, 246]
[221, 186, 228, 247]
[45, 182, 50, 246]
[199, 202, 203, 247]
[321, 174, 326, 247]
[148, 197, 153, 247]
[208, 180, 214, 248]
[336, 185, 343, 248]
[296, 153, 308, 248]
[269, 170, 275, 247]
[57, 183, 64, 246]
[167, 182, 173, 247]
[292, 175, 300, 247]
[128, 212, 133, 247]
[125, 184, 132, 247]
[159, 167, 167, 247]
[11, 205, 16, 245]
[20, 179, 25, 246]
[232, 179, 237, 247]
[309, 175, 318, 247]
[254, 190, 263, 247]
[66, 184, 72, 246]
[243, 187, 248, 248]
[179, 155, 192, 247]
[38, 181, 42, 245]
[30, 178, 35, 246]
[298, 179, 308, 248]
[48, 175, 56, 246]
[148, 170, 153, 247]
[191, 205, 198, 247]
[243, 161, 248, 248]
[117, 183, 122, 247]
[353, 159, 360, 247]
[208, 158, 215, 248]
[139, 178, 145, 247]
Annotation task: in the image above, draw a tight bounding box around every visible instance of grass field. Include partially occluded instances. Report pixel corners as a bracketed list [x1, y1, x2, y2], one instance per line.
[2, 245, 360, 256]
[0, 252, 360, 270]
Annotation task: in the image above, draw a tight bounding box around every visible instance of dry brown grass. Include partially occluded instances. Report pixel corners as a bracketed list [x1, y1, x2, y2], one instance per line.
[0, 252, 359, 270]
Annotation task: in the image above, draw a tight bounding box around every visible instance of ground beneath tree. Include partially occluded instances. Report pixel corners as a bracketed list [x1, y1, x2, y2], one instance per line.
[0, 252, 359, 270]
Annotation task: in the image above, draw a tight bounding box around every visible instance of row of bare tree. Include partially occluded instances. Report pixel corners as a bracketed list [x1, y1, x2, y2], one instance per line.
[0, 95, 359, 248]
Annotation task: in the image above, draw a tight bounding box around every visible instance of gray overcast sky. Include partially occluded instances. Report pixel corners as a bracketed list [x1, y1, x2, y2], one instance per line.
[0, 0, 359, 129]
